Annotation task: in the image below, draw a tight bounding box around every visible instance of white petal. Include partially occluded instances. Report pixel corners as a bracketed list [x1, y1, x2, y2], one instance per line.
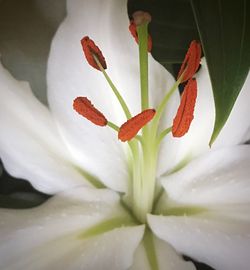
[0, 62, 90, 194]
[161, 145, 250, 209]
[47, 0, 177, 192]
[148, 214, 250, 270]
[152, 145, 250, 270]
[130, 234, 195, 270]
[0, 187, 145, 270]
[158, 63, 250, 176]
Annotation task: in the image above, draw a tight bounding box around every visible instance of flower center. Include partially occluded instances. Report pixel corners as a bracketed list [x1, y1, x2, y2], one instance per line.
[73, 11, 201, 223]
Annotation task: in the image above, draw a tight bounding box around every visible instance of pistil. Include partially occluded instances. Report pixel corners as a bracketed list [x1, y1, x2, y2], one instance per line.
[132, 11, 151, 111]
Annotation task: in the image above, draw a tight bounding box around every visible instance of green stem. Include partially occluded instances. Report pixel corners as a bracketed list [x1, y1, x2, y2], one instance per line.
[137, 24, 149, 110]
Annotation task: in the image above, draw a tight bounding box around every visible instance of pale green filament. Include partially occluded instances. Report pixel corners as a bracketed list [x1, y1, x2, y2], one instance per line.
[156, 126, 172, 146]
[107, 121, 119, 131]
[151, 74, 183, 138]
[93, 55, 132, 119]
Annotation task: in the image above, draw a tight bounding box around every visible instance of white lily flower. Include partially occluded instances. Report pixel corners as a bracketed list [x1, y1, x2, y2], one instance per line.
[0, 0, 250, 269]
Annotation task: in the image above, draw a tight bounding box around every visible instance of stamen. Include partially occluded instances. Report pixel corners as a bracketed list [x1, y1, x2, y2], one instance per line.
[81, 36, 107, 70]
[172, 79, 197, 137]
[73, 97, 107, 126]
[129, 11, 152, 52]
[177, 40, 201, 83]
[118, 109, 156, 142]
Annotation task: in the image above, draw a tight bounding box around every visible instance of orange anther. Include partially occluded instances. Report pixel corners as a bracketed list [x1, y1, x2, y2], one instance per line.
[73, 97, 107, 126]
[81, 36, 107, 70]
[129, 21, 152, 52]
[177, 40, 201, 82]
[172, 79, 197, 137]
[118, 109, 156, 142]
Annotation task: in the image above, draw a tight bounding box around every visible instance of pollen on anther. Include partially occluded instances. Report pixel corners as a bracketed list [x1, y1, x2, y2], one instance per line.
[177, 40, 201, 83]
[73, 97, 107, 126]
[81, 36, 107, 70]
[172, 79, 197, 137]
[118, 109, 156, 142]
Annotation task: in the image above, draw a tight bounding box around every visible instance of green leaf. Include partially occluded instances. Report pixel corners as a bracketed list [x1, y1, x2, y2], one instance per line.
[190, 0, 249, 144]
